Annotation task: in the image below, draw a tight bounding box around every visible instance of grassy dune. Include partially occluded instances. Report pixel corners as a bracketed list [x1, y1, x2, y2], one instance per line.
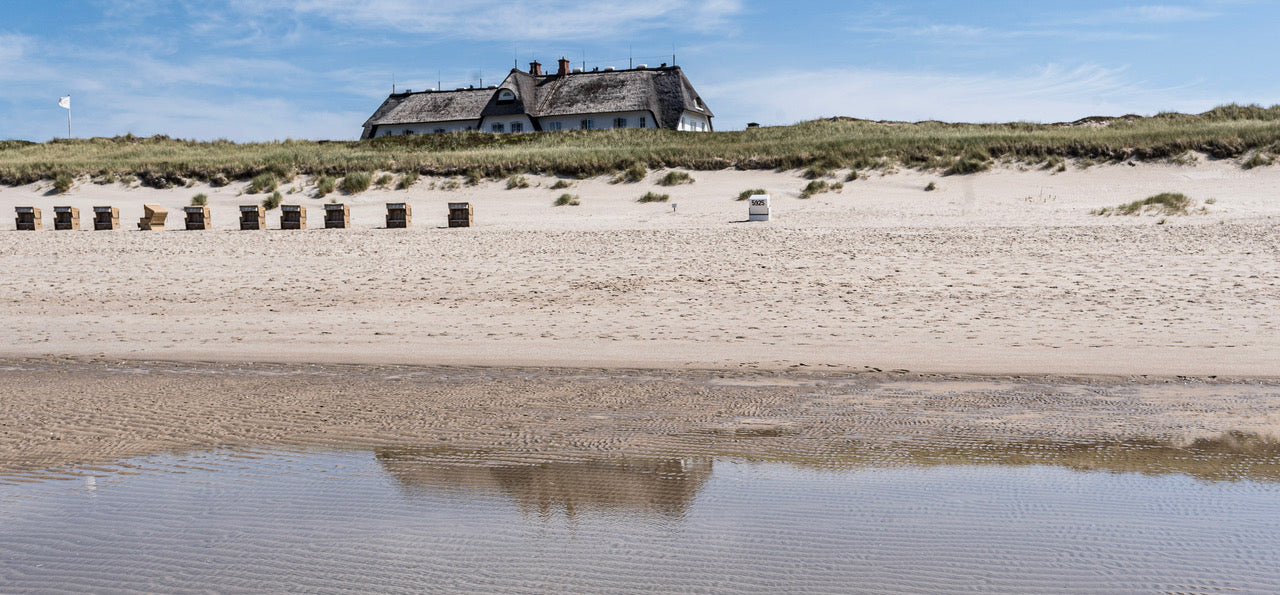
[3, 104, 1280, 186]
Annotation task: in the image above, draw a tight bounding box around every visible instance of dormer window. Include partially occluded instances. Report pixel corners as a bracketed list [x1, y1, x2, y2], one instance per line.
[497, 89, 516, 103]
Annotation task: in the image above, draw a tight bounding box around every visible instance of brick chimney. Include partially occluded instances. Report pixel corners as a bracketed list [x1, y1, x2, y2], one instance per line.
[557, 57, 571, 76]
[529, 61, 542, 76]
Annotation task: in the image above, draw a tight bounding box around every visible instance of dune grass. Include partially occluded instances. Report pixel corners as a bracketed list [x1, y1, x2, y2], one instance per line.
[554, 193, 580, 206]
[340, 171, 372, 194]
[396, 171, 418, 189]
[800, 180, 843, 198]
[505, 174, 530, 189]
[6, 105, 1280, 186]
[262, 191, 282, 210]
[736, 188, 767, 201]
[315, 175, 336, 197]
[1092, 192, 1195, 216]
[637, 191, 669, 203]
[657, 171, 694, 186]
[247, 172, 277, 194]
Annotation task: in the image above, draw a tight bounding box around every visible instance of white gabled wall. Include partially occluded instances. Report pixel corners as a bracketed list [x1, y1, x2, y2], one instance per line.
[376, 121, 477, 136]
[677, 111, 712, 132]
[480, 115, 536, 133]
[536, 111, 657, 131]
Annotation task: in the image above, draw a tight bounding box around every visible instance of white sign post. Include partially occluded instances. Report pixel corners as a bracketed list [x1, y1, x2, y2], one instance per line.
[748, 194, 771, 221]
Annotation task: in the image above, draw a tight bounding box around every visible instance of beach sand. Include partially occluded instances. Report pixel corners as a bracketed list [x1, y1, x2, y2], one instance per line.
[1, 160, 1277, 376]
[2, 160, 1279, 473]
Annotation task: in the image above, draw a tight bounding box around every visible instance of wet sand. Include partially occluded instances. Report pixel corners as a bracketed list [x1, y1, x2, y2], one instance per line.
[4, 357, 1279, 481]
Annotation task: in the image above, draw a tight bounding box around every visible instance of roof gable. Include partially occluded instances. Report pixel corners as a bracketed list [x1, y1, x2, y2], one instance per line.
[363, 65, 713, 134]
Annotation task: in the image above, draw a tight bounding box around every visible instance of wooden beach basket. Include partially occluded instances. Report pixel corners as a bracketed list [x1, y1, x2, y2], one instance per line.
[448, 202, 473, 228]
[324, 204, 350, 229]
[386, 203, 411, 228]
[240, 205, 266, 230]
[280, 205, 306, 229]
[53, 206, 81, 230]
[138, 205, 167, 230]
[183, 206, 210, 230]
[14, 207, 41, 231]
[93, 206, 119, 230]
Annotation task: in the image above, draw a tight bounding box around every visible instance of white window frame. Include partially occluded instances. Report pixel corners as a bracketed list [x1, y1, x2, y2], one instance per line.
[614, 117, 627, 129]
[491, 123, 504, 133]
[581, 119, 594, 130]
[548, 121, 562, 131]
[639, 116, 646, 128]
[511, 122, 524, 133]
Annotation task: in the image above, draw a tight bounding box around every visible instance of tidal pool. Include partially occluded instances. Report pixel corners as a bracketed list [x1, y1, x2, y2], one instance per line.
[2, 446, 1278, 593]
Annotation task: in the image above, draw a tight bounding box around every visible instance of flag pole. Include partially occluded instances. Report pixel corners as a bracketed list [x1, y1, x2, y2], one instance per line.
[66, 94, 71, 139]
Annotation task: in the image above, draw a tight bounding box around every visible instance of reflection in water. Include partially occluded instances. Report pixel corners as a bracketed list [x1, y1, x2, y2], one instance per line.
[374, 448, 712, 517]
[2, 439, 1280, 592]
[809, 431, 1280, 482]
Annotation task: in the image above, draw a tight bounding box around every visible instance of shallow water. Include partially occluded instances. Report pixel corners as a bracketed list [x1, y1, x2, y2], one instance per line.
[2, 448, 1279, 593]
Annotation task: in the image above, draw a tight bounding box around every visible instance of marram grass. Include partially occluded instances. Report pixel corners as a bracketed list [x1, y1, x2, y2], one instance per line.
[5, 105, 1280, 186]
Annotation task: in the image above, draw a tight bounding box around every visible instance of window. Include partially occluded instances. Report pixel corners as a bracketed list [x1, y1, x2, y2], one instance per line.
[433, 128, 446, 134]
[491, 123, 504, 133]
[403, 130, 414, 135]
[511, 122, 524, 132]
[614, 117, 627, 129]
[639, 116, 646, 128]
[548, 121, 562, 131]
[581, 119, 594, 130]
[497, 89, 516, 102]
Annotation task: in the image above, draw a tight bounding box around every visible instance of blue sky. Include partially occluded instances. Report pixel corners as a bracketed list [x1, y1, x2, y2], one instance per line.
[2, 0, 1278, 141]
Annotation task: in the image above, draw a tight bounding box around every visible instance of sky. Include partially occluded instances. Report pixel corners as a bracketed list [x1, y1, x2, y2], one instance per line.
[2, 0, 1279, 141]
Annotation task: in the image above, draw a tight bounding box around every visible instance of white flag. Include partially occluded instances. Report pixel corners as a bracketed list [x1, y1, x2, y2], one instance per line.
[58, 95, 70, 110]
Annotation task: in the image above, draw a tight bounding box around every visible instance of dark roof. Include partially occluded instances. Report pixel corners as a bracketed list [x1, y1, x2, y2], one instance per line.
[363, 65, 713, 137]
[362, 88, 493, 128]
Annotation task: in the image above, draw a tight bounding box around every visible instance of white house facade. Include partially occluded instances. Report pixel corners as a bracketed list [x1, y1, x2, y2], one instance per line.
[361, 58, 714, 139]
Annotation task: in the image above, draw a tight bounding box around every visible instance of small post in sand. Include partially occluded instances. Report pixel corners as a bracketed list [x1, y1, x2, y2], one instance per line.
[748, 194, 771, 222]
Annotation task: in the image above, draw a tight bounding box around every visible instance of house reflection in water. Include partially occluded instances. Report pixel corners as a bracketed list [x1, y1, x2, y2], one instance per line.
[374, 448, 712, 518]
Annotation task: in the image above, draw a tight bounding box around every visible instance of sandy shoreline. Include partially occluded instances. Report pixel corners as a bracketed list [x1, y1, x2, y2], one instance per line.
[2, 161, 1279, 475]
[4, 356, 1279, 480]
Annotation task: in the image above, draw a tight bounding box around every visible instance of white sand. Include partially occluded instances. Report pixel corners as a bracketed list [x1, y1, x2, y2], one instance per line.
[2, 159, 1278, 376]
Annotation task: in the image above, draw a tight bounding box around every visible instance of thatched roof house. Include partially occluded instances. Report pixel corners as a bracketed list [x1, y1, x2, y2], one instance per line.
[361, 58, 714, 139]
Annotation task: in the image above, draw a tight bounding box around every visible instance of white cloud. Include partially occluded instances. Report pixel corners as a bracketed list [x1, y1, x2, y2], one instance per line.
[1093, 5, 1220, 23]
[98, 95, 365, 141]
[702, 64, 1219, 128]
[239, 0, 742, 40]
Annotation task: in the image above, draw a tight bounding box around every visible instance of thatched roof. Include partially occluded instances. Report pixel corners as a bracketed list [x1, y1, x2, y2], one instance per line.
[363, 88, 493, 127]
[362, 65, 713, 137]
